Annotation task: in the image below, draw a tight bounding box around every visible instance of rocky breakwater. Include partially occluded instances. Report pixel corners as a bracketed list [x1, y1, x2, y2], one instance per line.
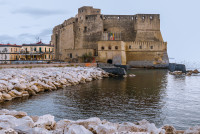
[169, 69, 200, 76]
[0, 67, 109, 102]
[0, 109, 199, 134]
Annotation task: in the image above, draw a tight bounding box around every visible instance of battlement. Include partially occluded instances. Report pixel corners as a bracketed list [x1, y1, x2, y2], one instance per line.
[103, 15, 136, 21]
[78, 6, 101, 20]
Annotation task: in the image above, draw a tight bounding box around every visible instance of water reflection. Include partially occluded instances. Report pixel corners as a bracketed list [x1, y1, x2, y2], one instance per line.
[53, 69, 168, 127]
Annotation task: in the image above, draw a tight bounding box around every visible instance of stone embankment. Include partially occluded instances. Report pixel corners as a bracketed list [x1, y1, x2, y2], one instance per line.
[0, 67, 109, 102]
[0, 109, 199, 134]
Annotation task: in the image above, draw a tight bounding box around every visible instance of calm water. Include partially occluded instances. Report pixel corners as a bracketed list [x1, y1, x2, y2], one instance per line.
[0, 69, 200, 130]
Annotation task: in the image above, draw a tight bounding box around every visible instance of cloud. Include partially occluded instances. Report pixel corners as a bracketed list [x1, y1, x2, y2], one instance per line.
[12, 7, 67, 17]
[0, 28, 52, 44]
[0, 35, 16, 44]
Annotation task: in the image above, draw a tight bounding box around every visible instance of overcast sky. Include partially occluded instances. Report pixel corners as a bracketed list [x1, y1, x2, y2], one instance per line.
[0, 0, 200, 62]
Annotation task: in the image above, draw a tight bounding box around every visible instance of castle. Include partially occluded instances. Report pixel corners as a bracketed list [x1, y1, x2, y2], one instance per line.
[51, 6, 169, 68]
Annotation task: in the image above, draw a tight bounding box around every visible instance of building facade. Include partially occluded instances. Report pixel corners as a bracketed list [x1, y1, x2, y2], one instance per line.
[0, 44, 21, 64]
[20, 42, 54, 61]
[51, 6, 169, 68]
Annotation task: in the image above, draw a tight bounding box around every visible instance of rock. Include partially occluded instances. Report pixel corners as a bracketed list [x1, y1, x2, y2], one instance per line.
[184, 126, 200, 134]
[34, 114, 56, 130]
[162, 125, 176, 134]
[169, 71, 184, 75]
[75, 117, 102, 130]
[193, 69, 199, 74]
[95, 122, 118, 134]
[2, 93, 12, 101]
[0, 128, 18, 134]
[30, 116, 39, 122]
[65, 124, 93, 134]
[129, 74, 136, 77]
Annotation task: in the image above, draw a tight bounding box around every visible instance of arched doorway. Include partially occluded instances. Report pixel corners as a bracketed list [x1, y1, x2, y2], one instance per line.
[107, 59, 113, 64]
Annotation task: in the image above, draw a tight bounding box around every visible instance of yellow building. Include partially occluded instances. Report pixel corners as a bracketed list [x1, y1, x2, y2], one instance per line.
[20, 42, 54, 61]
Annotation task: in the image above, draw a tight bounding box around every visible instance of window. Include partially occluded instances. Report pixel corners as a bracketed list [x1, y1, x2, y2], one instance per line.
[39, 47, 42, 52]
[101, 46, 104, 50]
[49, 48, 50, 52]
[108, 46, 111, 50]
[70, 53, 72, 58]
[150, 16, 153, 20]
[142, 16, 145, 20]
[49, 55, 50, 59]
[84, 27, 87, 32]
[129, 45, 132, 49]
[45, 55, 46, 59]
[11, 48, 12, 52]
[45, 47, 46, 52]
[104, 28, 107, 32]
[115, 46, 118, 50]
[94, 49, 98, 56]
[86, 17, 88, 20]
[139, 46, 142, 49]
[150, 46, 153, 49]
[34, 47, 37, 51]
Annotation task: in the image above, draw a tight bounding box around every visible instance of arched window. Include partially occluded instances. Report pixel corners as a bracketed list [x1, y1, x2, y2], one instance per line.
[101, 46, 104, 50]
[108, 46, 111, 50]
[115, 46, 118, 50]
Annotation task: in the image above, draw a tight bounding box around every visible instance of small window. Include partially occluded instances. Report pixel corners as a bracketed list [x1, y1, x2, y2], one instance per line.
[101, 46, 104, 50]
[84, 27, 87, 32]
[104, 28, 107, 32]
[97, 11, 99, 13]
[86, 17, 88, 20]
[118, 17, 120, 19]
[49, 55, 50, 59]
[108, 46, 111, 50]
[70, 53, 72, 58]
[129, 45, 132, 49]
[45, 55, 46, 59]
[135, 16, 138, 20]
[139, 46, 142, 49]
[142, 16, 145, 20]
[150, 46, 153, 49]
[11, 48, 12, 52]
[115, 46, 118, 50]
[49, 48, 50, 52]
[150, 16, 153, 20]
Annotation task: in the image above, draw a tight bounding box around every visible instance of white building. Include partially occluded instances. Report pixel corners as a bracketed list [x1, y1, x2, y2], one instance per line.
[0, 44, 21, 64]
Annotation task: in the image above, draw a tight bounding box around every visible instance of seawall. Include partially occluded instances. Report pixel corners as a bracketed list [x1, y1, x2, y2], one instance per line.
[0, 67, 109, 102]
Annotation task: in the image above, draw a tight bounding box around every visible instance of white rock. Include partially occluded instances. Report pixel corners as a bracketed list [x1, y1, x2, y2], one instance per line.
[65, 124, 93, 134]
[34, 114, 56, 130]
